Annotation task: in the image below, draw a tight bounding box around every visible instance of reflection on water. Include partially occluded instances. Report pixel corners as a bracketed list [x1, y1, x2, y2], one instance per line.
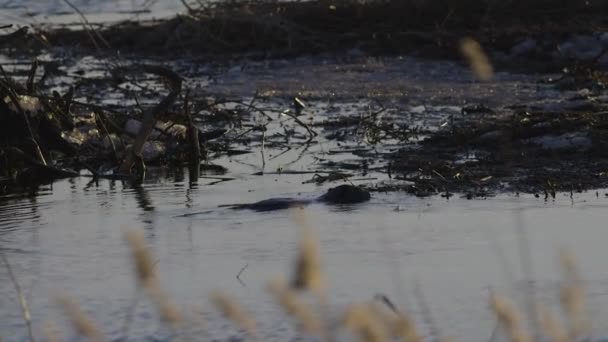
[0, 0, 185, 25]
[2, 172, 608, 341]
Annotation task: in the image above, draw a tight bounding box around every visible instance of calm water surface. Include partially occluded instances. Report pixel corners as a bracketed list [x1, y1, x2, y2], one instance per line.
[0, 0, 185, 25]
[2, 2, 608, 341]
[2, 171, 608, 341]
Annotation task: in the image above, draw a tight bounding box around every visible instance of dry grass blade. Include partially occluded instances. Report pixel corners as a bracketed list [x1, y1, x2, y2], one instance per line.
[124, 230, 156, 288]
[1, 253, 35, 342]
[268, 278, 323, 335]
[459, 37, 494, 81]
[291, 210, 326, 293]
[42, 321, 62, 342]
[489, 294, 531, 342]
[559, 248, 590, 339]
[343, 304, 388, 342]
[56, 296, 103, 342]
[124, 230, 181, 327]
[536, 304, 569, 342]
[210, 290, 256, 337]
[369, 299, 421, 342]
[388, 312, 422, 342]
[146, 285, 182, 326]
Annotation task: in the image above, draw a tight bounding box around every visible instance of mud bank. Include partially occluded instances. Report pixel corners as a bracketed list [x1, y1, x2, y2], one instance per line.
[1, 1, 608, 197]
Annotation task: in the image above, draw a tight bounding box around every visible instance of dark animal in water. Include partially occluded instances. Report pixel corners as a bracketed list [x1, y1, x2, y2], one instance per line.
[222, 184, 371, 212]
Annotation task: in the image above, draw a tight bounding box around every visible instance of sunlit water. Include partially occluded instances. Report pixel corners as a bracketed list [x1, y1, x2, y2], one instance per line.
[0, 0, 186, 26]
[2, 171, 608, 341]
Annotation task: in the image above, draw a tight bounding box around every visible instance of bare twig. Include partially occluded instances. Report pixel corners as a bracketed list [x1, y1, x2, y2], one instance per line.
[260, 127, 266, 172]
[26, 59, 38, 93]
[281, 110, 318, 138]
[62, 0, 112, 50]
[184, 89, 201, 171]
[236, 263, 248, 287]
[117, 65, 182, 175]
[1, 82, 47, 165]
[179, 0, 196, 14]
[95, 112, 118, 162]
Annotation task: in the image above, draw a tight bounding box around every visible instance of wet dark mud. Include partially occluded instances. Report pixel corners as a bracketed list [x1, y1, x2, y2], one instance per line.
[2, 0, 608, 198]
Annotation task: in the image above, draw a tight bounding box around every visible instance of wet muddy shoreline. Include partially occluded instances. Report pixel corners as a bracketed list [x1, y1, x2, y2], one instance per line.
[4, 2, 608, 341]
[1, 1, 608, 200]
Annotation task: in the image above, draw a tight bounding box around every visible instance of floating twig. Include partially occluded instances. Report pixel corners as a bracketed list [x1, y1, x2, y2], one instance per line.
[236, 263, 248, 286]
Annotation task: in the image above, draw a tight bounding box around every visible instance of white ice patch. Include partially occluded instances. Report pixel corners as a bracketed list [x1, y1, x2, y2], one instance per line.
[4, 95, 41, 115]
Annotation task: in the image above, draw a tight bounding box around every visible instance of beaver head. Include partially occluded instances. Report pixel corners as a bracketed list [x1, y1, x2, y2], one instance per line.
[319, 184, 371, 204]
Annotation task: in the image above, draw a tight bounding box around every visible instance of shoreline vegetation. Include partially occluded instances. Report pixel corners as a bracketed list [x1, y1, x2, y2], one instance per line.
[1, 0, 608, 197]
[19, 0, 608, 63]
[0, 2, 605, 341]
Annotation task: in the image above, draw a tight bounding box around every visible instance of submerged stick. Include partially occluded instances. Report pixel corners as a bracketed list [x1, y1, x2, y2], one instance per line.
[260, 127, 266, 172]
[184, 89, 200, 176]
[26, 59, 38, 93]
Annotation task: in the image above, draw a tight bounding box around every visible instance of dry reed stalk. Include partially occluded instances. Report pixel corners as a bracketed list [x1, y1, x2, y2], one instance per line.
[368, 301, 421, 342]
[343, 303, 388, 342]
[146, 285, 182, 327]
[56, 296, 103, 342]
[268, 278, 323, 335]
[459, 37, 494, 81]
[1, 252, 35, 342]
[291, 210, 326, 294]
[489, 294, 531, 342]
[559, 248, 590, 339]
[187, 305, 207, 330]
[124, 230, 181, 327]
[210, 290, 257, 337]
[536, 304, 569, 342]
[124, 230, 156, 289]
[42, 321, 62, 342]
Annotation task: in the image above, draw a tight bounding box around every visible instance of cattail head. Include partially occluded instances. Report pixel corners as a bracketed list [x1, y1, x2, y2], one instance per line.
[369, 298, 421, 342]
[536, 303, 568, 342]
[146, 285, 182, 327]
[269, 277, 323, 335]
[210, 290, 256, 337]
[460, 37, 494, 81]
[125, 230, 156, 288]
[291, 210, 326, 294]
[56, 296, 103, 342]
[343, 303, 388, 342]
[489, 294, 531, 342]
[559, 248, 590, 339]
